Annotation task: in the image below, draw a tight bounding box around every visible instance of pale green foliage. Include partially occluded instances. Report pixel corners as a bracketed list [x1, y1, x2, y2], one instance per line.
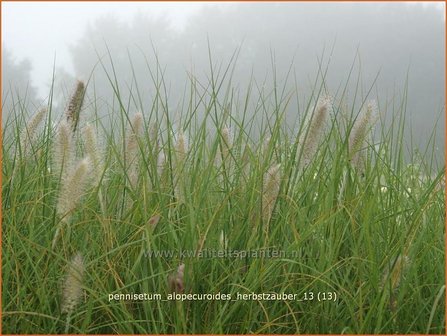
[2, 55, 444, 334]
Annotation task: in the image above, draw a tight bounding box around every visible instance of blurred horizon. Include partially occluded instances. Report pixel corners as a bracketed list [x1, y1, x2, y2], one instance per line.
[2, 1, 445, 158]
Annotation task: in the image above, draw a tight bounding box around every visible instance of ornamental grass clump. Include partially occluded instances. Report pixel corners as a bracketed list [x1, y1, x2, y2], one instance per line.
[2, 52, 445, 335]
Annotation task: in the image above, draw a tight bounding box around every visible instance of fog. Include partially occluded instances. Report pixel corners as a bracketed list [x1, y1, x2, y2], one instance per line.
[2, 2, 445, 157]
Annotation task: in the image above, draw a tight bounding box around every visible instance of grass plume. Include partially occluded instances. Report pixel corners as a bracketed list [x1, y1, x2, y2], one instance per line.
[83, 123, 102, 185]
[298, 95, 332, 168]
[62, 252, 85, 314]
[52, 158, 92, 249]
[349, 100, 377, 171]
[19, 107, 47, 158]
[65, 80, 85, 133]
[53, 120, 74, 175]
[62, 252, 85, 333]
[56, 157, 92, 219]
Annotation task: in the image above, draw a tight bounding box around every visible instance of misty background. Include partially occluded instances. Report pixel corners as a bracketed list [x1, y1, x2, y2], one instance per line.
[2, 2, 445, 159]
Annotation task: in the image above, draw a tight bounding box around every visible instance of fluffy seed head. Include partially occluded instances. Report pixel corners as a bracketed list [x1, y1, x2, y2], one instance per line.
[262, 163, 281, 223]
[149, 122, 159, 154]
[83, 123, 102, 184]
[126, 112, 144, 160]
[53, 121, 74, 175]
[65, 80, 85, 133]
[157, 150, 166, 178]
[262, 136, 271, 159]
[20, 107, 47, 158]
[175, 131, 188, 164]
[349, 100, 377, 170]
[62, 252, 85, 314]
[56, 157, 92, 221]
[126, 113, 144, 188]
[221, 126, 233, 160]
[299, 95, 332, 167]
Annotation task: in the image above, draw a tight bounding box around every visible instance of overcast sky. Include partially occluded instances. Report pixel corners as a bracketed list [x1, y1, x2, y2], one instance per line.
[2, 1, 209, 96]
[3, 1, 444, 97]
[2, 1, 445, 158]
